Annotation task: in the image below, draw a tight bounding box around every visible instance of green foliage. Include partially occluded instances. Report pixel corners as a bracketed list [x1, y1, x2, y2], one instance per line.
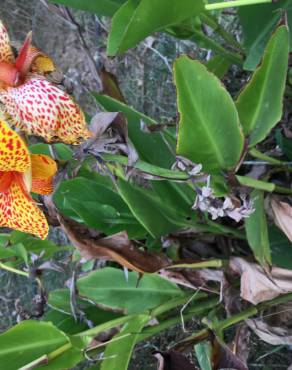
[236, 26, 289, 147]
[107, 0, 204, 55]
[77, 267, 184, 314]
[174, 55, 244, 172]
[245, 190, 271, 266]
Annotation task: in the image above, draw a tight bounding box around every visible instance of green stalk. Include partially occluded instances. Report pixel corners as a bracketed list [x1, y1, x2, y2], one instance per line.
[200, 13, 243, 51]
[166, 259, 223, 270]
[192, 29, 243, 66]
[174, 291, 292, 350]
[274, 185, 292, 195]
[205, 0, 272, 11]
[0, 262, 29, 277]
[249, 148, 287, 166]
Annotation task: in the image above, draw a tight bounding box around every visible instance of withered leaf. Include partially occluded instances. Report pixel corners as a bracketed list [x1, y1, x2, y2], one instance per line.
[153, 350, 198, 370]
[58, 215, 170, 273]
[100, 67, 126, 103]
[271, 197, 292, 242]
[212, 336, 248, 370]
[246, 319, 292, 345]
[230, 257, 292, 304]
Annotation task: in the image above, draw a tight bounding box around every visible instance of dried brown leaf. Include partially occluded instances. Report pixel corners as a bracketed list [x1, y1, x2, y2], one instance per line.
[58, 215, 170, 273]
[153, 350, 198, 370]
[230, 257, 292, 304]
[100, 67, 126, 103]
[271, 197, 292, 242]
[246, 318, 292, 345]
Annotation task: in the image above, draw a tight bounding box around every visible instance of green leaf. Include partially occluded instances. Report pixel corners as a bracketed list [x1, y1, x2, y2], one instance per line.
[245, 190, 271, 266]
[43, 310, 88, 335]
[236, 26, 289, 147]
[77, 267, 184, 314]
[270, 226, 292, 269]
[0, 321, 70, 370]
[205, 54, 231, 78]
[93, 93, 174, 167]
[174, 55, 244, 172]
[29, 143, 73, 161]
[117, 179, 184, 237]
[194, 341, 212, 370]
[101, 314, 150, 370]
[54, 177, 146, 238]
[238, 0, 291, 70]
[107, 0, 204, 55]
[275, 129, 292, 161]
[49, 0, 125, 16]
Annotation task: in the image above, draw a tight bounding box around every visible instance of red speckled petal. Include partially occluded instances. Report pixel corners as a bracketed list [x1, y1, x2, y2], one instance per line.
[0, 119, 30, 172]
[0, 20, 14, 63]
[0, 179, 48, 239]
[31, 154, 57, 195]
[0, 77, 92, 144]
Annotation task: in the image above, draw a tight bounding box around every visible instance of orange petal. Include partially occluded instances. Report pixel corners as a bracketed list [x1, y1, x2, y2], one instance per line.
[0, 180, 48, 239]
[0, 77, 92, 144]
[31, 154, 57, 195]
[0, 20, 14, 63]
[0, 119, 30, 172]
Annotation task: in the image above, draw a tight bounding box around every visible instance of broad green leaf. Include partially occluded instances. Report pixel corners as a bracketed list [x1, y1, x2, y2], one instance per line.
[117, 179, 184, 237]
[245, 190, 271, 266]
[77, 267, 184, 314]
[107, 0, 204, 55]
[101, 314, 150, 370]
[174, 55, 244, 172]
[48, 289, 90, 314]
[275, 129, 292, 161]
[270, 226, 292, 269]
[43, 310, 88, 335]
[194, 341, 212, 370]
[9, 231, 69, 260]
[29, 143, 73, 161]
[236, 26, 289, 147]
[93, 93, 174, 167]
[54, 177, 146, 238]
[205, 54, 231, 78]
[49, 0, 125, 16]
[0, 321, 70, 370]
[238, 0, 291, 70]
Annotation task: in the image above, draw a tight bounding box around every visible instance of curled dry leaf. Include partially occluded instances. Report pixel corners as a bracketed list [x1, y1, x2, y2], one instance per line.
[230, 257, 292, 304]
[271, 197, 292, 242]
[58, 215, 170, 273]
[153, 350, 198, 370]
[211, 335, 248, 370]
[246, 319, 292, 345]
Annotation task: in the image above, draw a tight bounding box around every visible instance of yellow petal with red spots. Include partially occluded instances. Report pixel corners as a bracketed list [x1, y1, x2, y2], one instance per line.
[0, 119, 30, 172]
[31, 154, 57, 195]
[0, 77, 92, 144]
[31, 50, 56, 75]
[0, 180, 48, 239]
[0, 20, 14, 63]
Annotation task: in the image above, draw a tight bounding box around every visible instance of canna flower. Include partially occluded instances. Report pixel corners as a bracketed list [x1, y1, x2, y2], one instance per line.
[0, 20, 91, 144]
[0, 118, 57, 239]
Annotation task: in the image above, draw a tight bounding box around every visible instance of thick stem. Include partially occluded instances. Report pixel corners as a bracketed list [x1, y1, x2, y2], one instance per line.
[0, 262, 29, 277]
[205, 0, 272, 11]
[249, 148, 287, 166]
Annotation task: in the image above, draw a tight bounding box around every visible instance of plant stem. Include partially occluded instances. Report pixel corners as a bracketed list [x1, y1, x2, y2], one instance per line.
[0, 262, 29, 277]
[205, 0, 272, 11]
[192, 29, 243, 66]
[249, 148, 287, 166]
[274, 185, 292, 195]
[174, 291, 292, 350]
[166, 259, 223, 270]
[200, 13, 243, 51]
